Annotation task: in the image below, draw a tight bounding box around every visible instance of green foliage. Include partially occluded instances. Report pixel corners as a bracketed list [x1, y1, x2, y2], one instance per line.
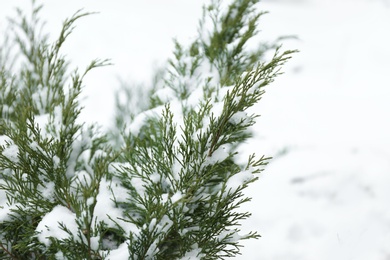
[0, 3, 111, 259]
[0, 0, 295, 259]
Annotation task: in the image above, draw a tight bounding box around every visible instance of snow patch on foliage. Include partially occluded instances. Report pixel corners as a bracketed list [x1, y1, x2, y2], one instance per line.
[149, 172, 161, 184]
[154, 87, 176, 103]
[172, 154, 183, 180]
[38, 181, 56, 202]
[128, 105, 164, 136]
[0, 182, 19, 222]
[217, 230, 242, 243]
[54, 251, 65, 259]
[145, 215, 174, 257]
[53, 155, 60, 169]
[30, 141, 44, 154]
[31, 85, 49, 115]
[171, 191, 183, 204]
[229, 111, 248, 124]
[36, 205, 79, 246]
[2, 143, 19, 163]
[218, 85, 234, 100]
[0, 205, 14, 223]
[93, 177, 139, 235]
[181, 243, 204, 259]
[209, 101, 224, 119]
[130, 176, 147, 198]
[34, 105, 64, 141]
[52, 105, 63, 124]
[66, 131, 92, 179]
[72, 170, 92, 187]
[186, 84, 205, 108]
[90, 149, 107, 164]
[203, 144, 230, 168]
[88, 235, 99, 250]
[226, 170, 253, 193]
[248, 79, 264, 94]
[0, 135, 11, 146]
[35, 113, 49, 131]
[106, 241, 130, 260]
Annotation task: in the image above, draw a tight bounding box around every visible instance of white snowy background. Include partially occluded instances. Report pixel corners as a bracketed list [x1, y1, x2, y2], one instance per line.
[1, 0, 390, 259]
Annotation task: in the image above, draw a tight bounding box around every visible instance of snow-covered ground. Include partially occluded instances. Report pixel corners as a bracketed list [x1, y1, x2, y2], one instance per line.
[240, 1, 390, 259]
[1, 0, 390, 259]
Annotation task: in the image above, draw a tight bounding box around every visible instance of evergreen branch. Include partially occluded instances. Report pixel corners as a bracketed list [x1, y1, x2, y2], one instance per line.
[0, 0, 296, 258]
[0, 242, 18, 259]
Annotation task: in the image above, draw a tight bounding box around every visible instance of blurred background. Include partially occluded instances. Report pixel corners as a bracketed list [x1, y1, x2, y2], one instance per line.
[1, 0, 389, 259]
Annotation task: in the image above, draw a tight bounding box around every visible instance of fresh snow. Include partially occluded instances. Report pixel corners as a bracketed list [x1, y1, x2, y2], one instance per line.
[0, 187, 19, 222]
[127, 105, 165, 136]
[0, 135, 11, 146]
[171, 191, 183, 204]
[1, 143, 19, 163]
[1, 0, 389, 259]
[38, 181, 56, 202]
[36, 205, 79, 246]
[228, 111, 248, 125]
[225, 170, 254, 194]
[181, 244, 205, 260]
[203, 144, 230, 167]
[106, 241, 130, 260]
[93, 177, 139, 235]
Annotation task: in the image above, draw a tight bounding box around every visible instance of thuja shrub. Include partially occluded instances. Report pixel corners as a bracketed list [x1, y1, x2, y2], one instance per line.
[0, 0, 295, 259]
